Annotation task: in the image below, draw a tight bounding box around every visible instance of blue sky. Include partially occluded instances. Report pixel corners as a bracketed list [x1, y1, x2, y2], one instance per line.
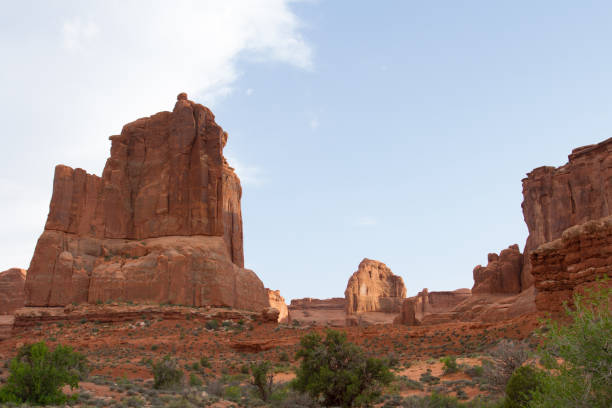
[1, 1, 612, 302]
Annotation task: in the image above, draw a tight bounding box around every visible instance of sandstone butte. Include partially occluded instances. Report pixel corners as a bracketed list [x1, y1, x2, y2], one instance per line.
[23, 93, 277, 313]
[0, 269, 26, 315]
[344, 258, 406, 315]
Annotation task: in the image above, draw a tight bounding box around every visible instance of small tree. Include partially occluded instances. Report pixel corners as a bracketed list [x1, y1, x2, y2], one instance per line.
[293, 329, 393, 407]
[503, 365, 544, 408]
[0, 342, 88, 405]
[152, 355, 184, 389]
[483, 339, 531, 390]
[250, 361, 274, 401]
[530, 280, 611, 408]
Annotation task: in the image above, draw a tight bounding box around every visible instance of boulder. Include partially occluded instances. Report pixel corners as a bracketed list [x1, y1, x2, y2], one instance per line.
[344, 258, 406, 314]
[0, 268, 26, 314]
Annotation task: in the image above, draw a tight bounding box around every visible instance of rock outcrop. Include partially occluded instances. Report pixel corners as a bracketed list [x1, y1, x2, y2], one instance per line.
[531, 215, 612, 313]
[345, 259, 406, 314]
[24, 94, 269, 311]
[288, 298, 346, 326]
[521, 137, 612, 288]
[0, 268, 26, 314]
[472, 245, 523, 294]
[266, 289, 288, 323]
[394, 288, 471, 325]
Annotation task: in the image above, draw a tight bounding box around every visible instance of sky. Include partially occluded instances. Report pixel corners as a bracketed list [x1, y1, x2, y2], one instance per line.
[1, 1, 612, 302]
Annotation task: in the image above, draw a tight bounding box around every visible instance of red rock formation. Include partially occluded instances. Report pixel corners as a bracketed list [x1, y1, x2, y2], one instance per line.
[394, 288, 471, 325]
[521, 137, 612, 288]
[0, 268, 26, 314]
[24, 94, 268, 311]
[345, 259, 406, 314]
[266, 289, 288, 323]
[531, 215, 612, 313]
[472, 245, 523, 294]
[288, 298, 346, 326]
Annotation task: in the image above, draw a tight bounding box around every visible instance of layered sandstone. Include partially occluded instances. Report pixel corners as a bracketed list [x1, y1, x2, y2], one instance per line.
[24, 94, 268, 311]
[394, 288, 471, 325]
[288, 298, 346, 326]
[472, 245, 522, 295]
[0, 268, 26, 314]
[531, 215, 612, 313]
[345, 259, 406, 314]
[521, 137, 612, 288]
[266, 289, 288, 323]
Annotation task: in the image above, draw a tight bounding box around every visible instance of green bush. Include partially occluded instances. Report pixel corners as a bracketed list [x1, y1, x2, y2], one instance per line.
[529, 279, 611, 408]
[250, 361, 274, 401]
[441, 356, 459, 375]
[189, 373, 203, 387]
[200, 356, 211, 369]
[152, 356, 184, 389]
[0, 341, 88, 405]
[224, 385, 241, 401]
[503, 365, 543, 408]
[205, 319, 219, 330]
[292, 329, 393, 407]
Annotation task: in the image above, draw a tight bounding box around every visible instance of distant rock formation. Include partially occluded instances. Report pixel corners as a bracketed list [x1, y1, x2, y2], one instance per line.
[472, 245, 523, 294]
[345, 259, 406, 314]
[0, 268, 26, 314]
[288, 298, 346, 327]
[266, 289, 288, 323]
[521, 137, 612, 288]
[24, 94, 269, 312]
[531, 215, 612, 313]
[394, 288, 471, 325]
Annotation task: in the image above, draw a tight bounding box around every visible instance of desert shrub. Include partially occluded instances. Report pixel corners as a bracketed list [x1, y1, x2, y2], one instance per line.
[0, 341, 88, 405]
[441, 356, 459, 375]
[205, 319, 219, 330]
[199, 356, 211, 368]
[152, 355, 184, 389]
[189, 373, 203, 387]
[206, 379, 224, 397]
[502, 365, 543, 408]
[529, 280, 611, 408]
[419, 369, 440, 385]
[224, 385, 241, 401]
[464, 364, 484, 379]
[251, 361, 274, 401]
[483, 339, 530, 390]
[279, 351, 290, 362]
[292, 329, 393, 407]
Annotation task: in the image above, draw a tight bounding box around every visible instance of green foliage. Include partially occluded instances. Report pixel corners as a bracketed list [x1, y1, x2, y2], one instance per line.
[441, 356, 459, 374]
[292, 329, 393, 407]
[529, 279, 611, 408]
[199, 356, 211, 368]
[503, 365, 544, 408]
[205, 319, 219, 330]
[0, 341, 88, 405]
[224, 385, 241, 401]
[189, 373, 203, 387]
[250, 360, 274, 401]
[152, 355, 184, 389]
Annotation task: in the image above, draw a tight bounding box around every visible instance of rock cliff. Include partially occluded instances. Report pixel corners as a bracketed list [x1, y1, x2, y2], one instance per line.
[521, 137, 612, 288]
[288, 298, 346, 326]
[0, 268, 26, 314]
[24, 94, 268, 311]
[266, 289, 288, 323]
[531, 215, 612, 313]
[472, 245, 523, 294]
[345, 259, 406, 314]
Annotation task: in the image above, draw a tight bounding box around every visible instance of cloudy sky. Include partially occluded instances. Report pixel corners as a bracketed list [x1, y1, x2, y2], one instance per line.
[1, 1, 612, 301]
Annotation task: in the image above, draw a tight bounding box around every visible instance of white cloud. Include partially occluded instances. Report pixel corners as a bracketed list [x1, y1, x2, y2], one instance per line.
[309, 117, 320, 130]
[246, 88, 254, 96]
[226, 156, 266, 187]
[0, 0, 311, 271]
[62, 18, 99, 50]
[355, 216, 378, 227]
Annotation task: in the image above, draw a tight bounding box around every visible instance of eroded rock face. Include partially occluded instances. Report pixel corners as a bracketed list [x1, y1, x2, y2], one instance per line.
[288, 298, 346, 327]
[25, 94, 268, 311]
[0, 269, 26, 314]
[266, 289, 288, 323]
[531, 215, 612, 313]
[344, 259, 406, 314]
[472, 245, 523, 295]
[521, 137, 612, 288]
[394, 288, 471, 325]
